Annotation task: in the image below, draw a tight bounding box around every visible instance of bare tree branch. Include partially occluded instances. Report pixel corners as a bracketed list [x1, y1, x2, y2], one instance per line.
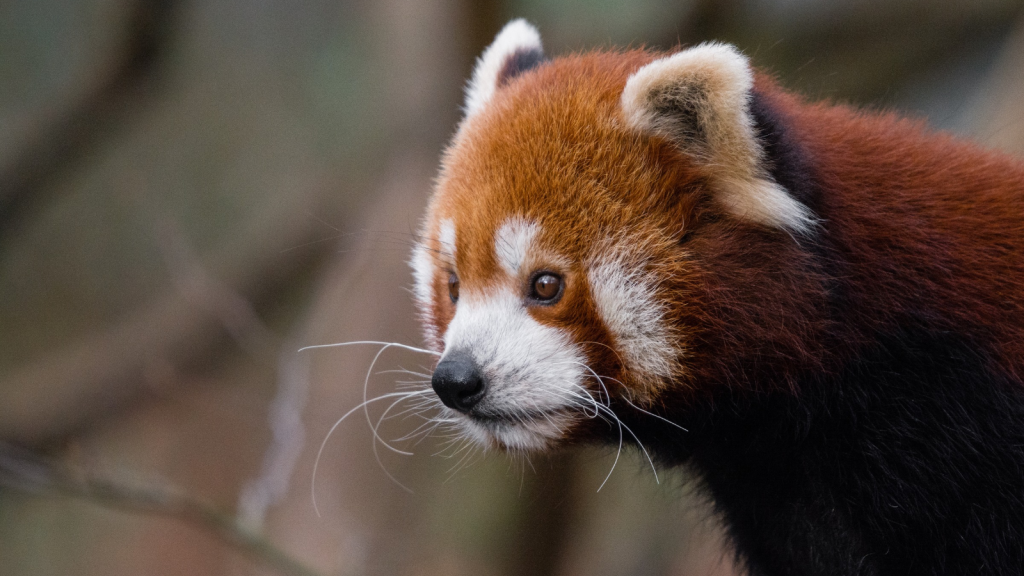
[0, 202, 330, 446]
[0, 442, 324, 576]
[238, 335, 311, 530]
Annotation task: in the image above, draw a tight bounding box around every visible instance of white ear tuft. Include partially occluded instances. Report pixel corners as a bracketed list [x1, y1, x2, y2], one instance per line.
[622, 43, 815, 233]
[464, 19, 544, 117]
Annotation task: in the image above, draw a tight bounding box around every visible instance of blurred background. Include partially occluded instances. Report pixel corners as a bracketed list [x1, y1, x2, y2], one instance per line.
[2, 0, 1024, 574]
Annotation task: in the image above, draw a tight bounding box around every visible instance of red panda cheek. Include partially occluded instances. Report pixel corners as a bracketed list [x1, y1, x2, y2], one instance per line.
[585, 247, 680, 401]
[526, 273, 625, 391]
[419, 273, 453, 351]
[434, 297, 455, 338]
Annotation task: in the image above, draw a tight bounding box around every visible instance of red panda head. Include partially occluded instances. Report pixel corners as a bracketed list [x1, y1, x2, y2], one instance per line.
[411, 20, 816, 451]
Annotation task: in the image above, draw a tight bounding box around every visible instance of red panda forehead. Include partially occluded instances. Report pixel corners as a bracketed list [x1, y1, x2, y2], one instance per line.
[424, 208, 567, 290]
[432, 51, 690, 283]
[451, 51, 658, 175]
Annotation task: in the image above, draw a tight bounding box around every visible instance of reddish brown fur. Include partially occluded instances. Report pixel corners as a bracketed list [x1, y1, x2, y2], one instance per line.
[774, 86, 1024, 380]
[423, 48, 1024, 420]
[420, 42, 1024, 574]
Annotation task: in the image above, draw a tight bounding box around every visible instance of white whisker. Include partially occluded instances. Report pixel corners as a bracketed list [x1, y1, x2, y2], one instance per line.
[311, 390, 426, 516]
[622, 397, 689, 433]
[298, 340, 440, 356]
[393, 415, 446, 443]
[378, 368, 434, 379]
[361, 345, 418, 458]
[533, 365, 662, 488]
[599, 412, 624, 492]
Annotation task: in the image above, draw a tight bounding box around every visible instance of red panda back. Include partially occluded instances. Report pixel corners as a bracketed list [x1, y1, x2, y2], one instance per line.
[769, 85, 1024, 379]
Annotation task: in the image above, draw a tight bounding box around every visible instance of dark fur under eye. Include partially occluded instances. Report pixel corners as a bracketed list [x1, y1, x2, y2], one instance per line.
[531, 273, 562, 302]
[448, 273, 459, 303]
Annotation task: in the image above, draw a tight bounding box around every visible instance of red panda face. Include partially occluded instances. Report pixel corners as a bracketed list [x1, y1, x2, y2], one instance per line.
[411, 21, 813, 451]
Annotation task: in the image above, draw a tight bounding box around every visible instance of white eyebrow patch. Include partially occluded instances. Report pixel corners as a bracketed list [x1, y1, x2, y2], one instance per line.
[438, 219, 457, 259]
[494, 217, 539, 276]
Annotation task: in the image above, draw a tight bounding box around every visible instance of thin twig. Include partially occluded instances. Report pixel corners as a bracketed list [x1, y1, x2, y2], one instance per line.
[0, 442, 324, 576]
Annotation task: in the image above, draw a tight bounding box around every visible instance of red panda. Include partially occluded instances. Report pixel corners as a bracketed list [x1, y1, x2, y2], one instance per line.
[410, 19, 1024, 576]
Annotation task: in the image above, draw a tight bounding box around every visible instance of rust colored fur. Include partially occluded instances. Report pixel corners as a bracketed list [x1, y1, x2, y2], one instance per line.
[420, 43, 1024, 575]
[429, 49, 1024, 396]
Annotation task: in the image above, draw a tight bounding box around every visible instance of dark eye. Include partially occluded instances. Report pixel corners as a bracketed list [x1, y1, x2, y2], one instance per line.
[530, 272, 563, 303]
[448, 273, 460, 303]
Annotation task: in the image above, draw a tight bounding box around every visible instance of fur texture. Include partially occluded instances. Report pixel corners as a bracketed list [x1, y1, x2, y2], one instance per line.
[621, 43, 815, 232]
[413, 21, 1024, 576]
[463, 19, 545, 117]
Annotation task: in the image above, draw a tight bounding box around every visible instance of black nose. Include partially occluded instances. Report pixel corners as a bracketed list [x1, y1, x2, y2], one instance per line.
[431, 352, 486, 412]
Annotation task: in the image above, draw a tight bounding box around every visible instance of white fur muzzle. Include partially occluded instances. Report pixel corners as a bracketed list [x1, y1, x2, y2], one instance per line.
[441, 288, 586, 450]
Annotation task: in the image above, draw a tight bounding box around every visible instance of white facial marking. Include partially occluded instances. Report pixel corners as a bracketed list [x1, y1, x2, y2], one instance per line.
[410, 242, 438, 345]
[465, 19, 543, 117]
[588, 247, 675, 382]
[410, 243, 434, 307]
[442, 288, 585, 450]
[494, 217, 539, 277]
[438, 219, 456, 259]
[410, 219, 456, 347]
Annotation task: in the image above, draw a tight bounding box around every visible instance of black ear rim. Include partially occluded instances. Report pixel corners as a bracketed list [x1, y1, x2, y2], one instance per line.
[496, 47, 547, 87]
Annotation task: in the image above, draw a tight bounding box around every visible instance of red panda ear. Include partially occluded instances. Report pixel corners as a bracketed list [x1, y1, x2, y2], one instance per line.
[622, 43, 815, 234]
[464, 19, 546, 118]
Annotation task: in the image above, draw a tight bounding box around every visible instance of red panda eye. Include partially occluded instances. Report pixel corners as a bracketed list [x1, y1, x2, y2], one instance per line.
[530, 273, 563, 303]
[448, 273, 460, 303]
